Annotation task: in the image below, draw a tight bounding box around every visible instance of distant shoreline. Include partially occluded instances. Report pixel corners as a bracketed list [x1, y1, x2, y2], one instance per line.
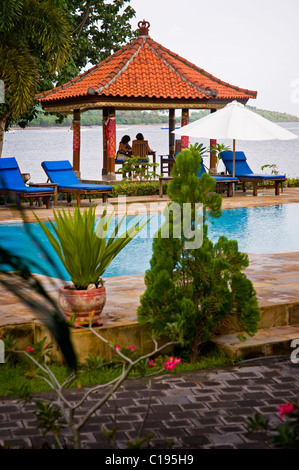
[11, 120, 299, 131]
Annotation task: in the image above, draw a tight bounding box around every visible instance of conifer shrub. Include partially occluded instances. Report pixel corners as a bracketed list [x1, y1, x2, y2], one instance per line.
[137, 146, 260, 362]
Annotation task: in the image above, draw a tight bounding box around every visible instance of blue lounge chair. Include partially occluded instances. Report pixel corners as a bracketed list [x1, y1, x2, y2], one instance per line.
[0, 157, 55, 209]
[41, 160, 113, 206]
[221, 151, 287, 196]
[198, 161, 238, 197]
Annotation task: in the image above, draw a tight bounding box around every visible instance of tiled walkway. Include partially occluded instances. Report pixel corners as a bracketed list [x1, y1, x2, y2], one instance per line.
[0, 356, 298, 449]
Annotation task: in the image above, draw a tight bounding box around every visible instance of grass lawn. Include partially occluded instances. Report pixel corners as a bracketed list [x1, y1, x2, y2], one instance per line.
[0, 348, 235, 397]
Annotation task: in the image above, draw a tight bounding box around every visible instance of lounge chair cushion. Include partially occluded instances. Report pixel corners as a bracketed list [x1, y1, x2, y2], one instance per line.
[221, 151, 286, 180]
[41, 160, 113, 191]
[0, 157, 54, 193]
[198, 161, 238, 182]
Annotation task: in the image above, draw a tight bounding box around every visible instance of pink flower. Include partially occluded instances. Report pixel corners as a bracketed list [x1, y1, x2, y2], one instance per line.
[165, 356, 181, 371]
[126, 345, 135, 352]
[112, 344, 121, 355]
[148, 359, 156, 368]
[26, 346, 34, 353]
[279, 403, 296, 421]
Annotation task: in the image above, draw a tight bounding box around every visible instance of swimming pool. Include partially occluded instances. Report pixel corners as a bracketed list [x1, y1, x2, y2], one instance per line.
[1, 203, 299, 280]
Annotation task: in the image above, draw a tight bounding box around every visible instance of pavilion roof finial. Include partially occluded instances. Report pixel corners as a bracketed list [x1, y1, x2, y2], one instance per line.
[138, 19, 150, 36]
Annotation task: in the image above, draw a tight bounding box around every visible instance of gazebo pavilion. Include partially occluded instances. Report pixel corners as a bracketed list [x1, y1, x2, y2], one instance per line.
[36, 20, 257, 180]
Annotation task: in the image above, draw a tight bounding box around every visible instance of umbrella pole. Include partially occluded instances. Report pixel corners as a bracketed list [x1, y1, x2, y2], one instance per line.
[232, 139, 236, 177]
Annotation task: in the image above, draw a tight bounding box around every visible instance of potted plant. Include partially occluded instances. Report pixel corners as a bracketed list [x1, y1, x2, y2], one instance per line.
[35, 206, 148, 326]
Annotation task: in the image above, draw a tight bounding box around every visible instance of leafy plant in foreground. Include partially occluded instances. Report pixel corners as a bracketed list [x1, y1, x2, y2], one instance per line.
[246, 401, 299, 448]
[35, 205, 149, 290]
[7, 326, 180, 449]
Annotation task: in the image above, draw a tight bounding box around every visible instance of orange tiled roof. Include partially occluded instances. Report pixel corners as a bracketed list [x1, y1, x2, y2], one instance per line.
[36, 20, 257, 105]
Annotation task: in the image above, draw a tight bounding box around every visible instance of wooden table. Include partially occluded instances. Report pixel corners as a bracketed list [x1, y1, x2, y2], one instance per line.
[159, 176, 172, 197]
[159, 175, 236, 198]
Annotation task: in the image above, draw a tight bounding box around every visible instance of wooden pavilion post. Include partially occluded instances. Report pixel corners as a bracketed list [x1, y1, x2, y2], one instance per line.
[169, 108, 176, 158]
[107, 107, 116, 179]
[209, 109, 217, 172]
[181, 108, 189, 149]
[72, 109, 81, 176]
[102, 107, 109, 180]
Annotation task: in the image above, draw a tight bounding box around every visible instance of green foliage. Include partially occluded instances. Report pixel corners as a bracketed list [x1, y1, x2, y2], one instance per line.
[209, 143, 232, 171]
[0, 1, 136, 134]
[63, 0, 137, 71]
[261, 163, 279, 175]
[246, 412, 269, 432]
[116, 156, 161, 181]
[246, 403, 299, 449]
[110, 181, 166, 197]
[247, 106, 299, 122]
[0, 0, 71, 119]
[25, 106, 299, 128]
[35, 205, 149, 289]
[0, 244, 77, 371]
[126, 433, 155, 449]
[0, 332, 18, 363]
[25, 109, 170, 127]
[167, 147, 222, 218]
[138, 145, 260, 361]
[35, 401, 66, 438]
[286, 178, 299, 187]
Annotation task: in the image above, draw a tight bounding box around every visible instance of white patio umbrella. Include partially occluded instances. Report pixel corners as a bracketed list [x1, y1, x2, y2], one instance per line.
[174, 101, 297, 176]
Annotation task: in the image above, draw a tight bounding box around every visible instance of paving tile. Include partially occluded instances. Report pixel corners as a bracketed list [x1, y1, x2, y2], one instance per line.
[209, 433, 245, 446]
[0, 357, 298, 449]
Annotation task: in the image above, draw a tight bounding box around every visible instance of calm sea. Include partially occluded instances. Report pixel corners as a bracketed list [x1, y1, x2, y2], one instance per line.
[2, 122, 299, 182]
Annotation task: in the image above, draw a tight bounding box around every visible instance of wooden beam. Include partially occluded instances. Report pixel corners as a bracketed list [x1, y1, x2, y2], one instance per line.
[181, 108, 189, 149]
[107, 107, 116, 177]
[209, 109, 217, 171]
[169, 108, 176, 158]
[72, 109, 81, 174]
[102, 107, 109, 179]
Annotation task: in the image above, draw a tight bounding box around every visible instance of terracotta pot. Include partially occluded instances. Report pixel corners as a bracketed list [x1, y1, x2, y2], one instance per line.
[59, 285, 106, 326]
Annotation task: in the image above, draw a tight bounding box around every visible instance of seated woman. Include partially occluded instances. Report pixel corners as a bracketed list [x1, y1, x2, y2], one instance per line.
[116, 135, 132, 161]
[132, 133, 153, 154]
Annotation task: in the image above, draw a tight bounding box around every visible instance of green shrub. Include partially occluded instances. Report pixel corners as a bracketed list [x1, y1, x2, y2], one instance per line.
[138, 146, 260, 362]
[110, 181, 168, 197]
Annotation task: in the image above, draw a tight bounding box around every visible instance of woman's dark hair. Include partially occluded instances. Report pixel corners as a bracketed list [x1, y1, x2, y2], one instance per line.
[121, 135, 131, 144]
[136, 133, 144, 140]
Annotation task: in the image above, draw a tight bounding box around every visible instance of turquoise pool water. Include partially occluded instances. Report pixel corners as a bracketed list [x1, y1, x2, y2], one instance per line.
[1, 203, 299, 280]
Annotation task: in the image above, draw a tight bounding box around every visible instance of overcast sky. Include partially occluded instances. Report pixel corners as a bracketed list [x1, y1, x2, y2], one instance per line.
[128, 0, 299, 116]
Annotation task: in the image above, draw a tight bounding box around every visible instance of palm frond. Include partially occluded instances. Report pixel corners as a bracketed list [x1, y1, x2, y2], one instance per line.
[21, 0, 71, 72]
[1, 42, 39, 116]
[0, 246, 77, 371]
[0, 0, 23, 32]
